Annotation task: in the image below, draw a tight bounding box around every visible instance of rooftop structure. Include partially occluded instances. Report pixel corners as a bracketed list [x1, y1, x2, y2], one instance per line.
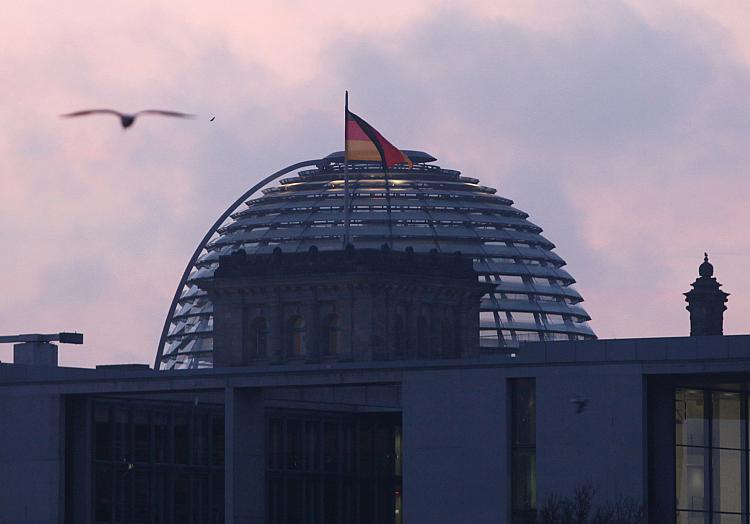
[685, 253, 730, 336]
[200, 246, 491, 366]
[0, 235, 744, 523]
[157, 151, 595, 370]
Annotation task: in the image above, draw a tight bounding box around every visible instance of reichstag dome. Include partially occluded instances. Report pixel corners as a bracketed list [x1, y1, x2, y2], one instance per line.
[156, 151, 596, 369]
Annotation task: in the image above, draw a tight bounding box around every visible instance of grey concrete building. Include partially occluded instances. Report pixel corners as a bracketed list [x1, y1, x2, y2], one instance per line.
[0, 152, 745, 523]
[0, 247, 747, 524]
[157, 151, 596, 370]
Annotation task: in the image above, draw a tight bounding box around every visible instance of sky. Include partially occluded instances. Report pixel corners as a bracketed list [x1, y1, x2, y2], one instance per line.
[2, 0, 750, 367]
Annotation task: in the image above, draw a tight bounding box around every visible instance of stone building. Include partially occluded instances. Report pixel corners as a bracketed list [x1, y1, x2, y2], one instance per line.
[201, 246, 490, 367]
[1, 150, 748, 524]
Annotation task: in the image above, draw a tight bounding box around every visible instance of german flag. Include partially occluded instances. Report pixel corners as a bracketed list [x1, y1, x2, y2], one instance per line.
[345, 109, 413, 169]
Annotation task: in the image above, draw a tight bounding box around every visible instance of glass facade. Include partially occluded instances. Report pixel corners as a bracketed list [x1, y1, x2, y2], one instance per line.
[676, 388, 748, 524]
[157, 152, 595, 369]
[511, 378, 536, 524]
[91, 399, 225, 524]
[267, 411, 402, 524]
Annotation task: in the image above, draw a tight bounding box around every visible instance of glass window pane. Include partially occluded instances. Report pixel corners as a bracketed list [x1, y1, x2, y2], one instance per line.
[268, 418, 282, 470]
[287, 478, 304, 522]
[676, 389, 706, 447]
[324, 422, 339, 473]
[153, 412, 169, 464]
[211, 415, 225, 466]
[113, 408, 129, 463]
[676, 446, 707, 510]
[712, 392, 742, 450]
[676, 510, 706, 524]
[287, 420, 302, 470]
[133, 410, 149, 463]
[714, 513, 742, 524]
[304, 420, 320, 472]
[95, 464, 113, 522]
[174, 413, 189, 464]
[511, 450, 536, 513]
[512, 379, 536, 447]
[324, 479, 339, 522]
[712, 449, 742, 514]
[95, 405, 112, 461]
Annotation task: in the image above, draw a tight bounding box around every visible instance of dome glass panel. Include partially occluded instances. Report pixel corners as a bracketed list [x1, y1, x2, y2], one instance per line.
[156, 152, 595, 370]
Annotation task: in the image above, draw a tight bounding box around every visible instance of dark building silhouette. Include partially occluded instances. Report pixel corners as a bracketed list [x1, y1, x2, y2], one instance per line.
[157, 151, 596, 370]
[685, 253, 729, 336]
[2, 152, 750, 524]
[201, 246, 490, 367]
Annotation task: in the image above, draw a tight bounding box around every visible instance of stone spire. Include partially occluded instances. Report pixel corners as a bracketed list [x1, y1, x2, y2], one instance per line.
[684, 253, 729, 336]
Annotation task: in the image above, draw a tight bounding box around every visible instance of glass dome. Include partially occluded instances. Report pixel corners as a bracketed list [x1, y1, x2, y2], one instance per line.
[156, 151, 595, 370]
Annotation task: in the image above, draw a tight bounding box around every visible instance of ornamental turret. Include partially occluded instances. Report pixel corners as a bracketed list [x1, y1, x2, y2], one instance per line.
[684, 253, 729, 336]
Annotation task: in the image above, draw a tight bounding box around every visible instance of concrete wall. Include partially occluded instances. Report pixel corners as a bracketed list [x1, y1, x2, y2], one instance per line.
[535, 362, 647, 507]
[0, 392, 63, 524]
[401, 368, 509, 523]
[647, 378, 675, 522]
[225, 387, 265, 524]
[2, 335, 750, 523]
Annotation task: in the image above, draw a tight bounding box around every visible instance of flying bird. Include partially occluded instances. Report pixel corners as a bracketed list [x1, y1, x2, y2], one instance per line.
[210, 116, 215, 122]
[570, 394, 590, 414]
[60, 109, 195, 129]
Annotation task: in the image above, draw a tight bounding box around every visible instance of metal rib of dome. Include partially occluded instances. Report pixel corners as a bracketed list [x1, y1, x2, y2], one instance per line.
[156, 151, 595, 370]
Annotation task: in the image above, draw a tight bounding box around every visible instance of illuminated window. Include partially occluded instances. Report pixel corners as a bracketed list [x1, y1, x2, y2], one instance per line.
[675, 388, 747, 523]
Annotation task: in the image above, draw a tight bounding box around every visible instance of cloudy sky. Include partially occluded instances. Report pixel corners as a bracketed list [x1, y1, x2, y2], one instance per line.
[2, 0, 750, 367]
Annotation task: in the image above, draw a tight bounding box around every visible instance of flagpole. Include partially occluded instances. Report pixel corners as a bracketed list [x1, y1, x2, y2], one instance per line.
[343, 91, 350, 248]
[384, 166, 393, 249]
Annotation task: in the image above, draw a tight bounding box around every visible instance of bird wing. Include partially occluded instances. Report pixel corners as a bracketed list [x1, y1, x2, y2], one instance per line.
[136, 110, 195, 119]
[60, 109, 124, 118]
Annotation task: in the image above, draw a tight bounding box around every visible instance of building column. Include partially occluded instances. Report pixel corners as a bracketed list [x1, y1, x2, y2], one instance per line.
[225, 387, 265, 524]
[401, 368, 508, 523]
[0, 392, 64, 524]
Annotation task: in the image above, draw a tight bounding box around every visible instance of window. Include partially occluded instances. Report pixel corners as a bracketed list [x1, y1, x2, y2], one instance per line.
[267, 412, 401, 524]
[511, 378, 536, 524]
[244, 317, 268, 362]
[287, 316, 306, 357]
[675, 388, 747, 524]
[321, 314, 340, 356]
[91, 400, 224, 524]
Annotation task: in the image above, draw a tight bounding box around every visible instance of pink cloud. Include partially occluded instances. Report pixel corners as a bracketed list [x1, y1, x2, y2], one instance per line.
[2, 1, 750, 367]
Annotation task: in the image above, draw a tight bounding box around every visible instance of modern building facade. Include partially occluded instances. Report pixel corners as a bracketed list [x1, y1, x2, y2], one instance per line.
[157, 151, 596, 370]
[5, 334, 750, 523]
[0, 248, 747, 524]
[0, 144, 745, 524]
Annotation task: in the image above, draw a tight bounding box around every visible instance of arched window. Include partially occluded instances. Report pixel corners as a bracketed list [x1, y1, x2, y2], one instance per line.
[321, 314, 340, 356]
[244, 317, 268, 362]
[288, 316, 306, 357]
